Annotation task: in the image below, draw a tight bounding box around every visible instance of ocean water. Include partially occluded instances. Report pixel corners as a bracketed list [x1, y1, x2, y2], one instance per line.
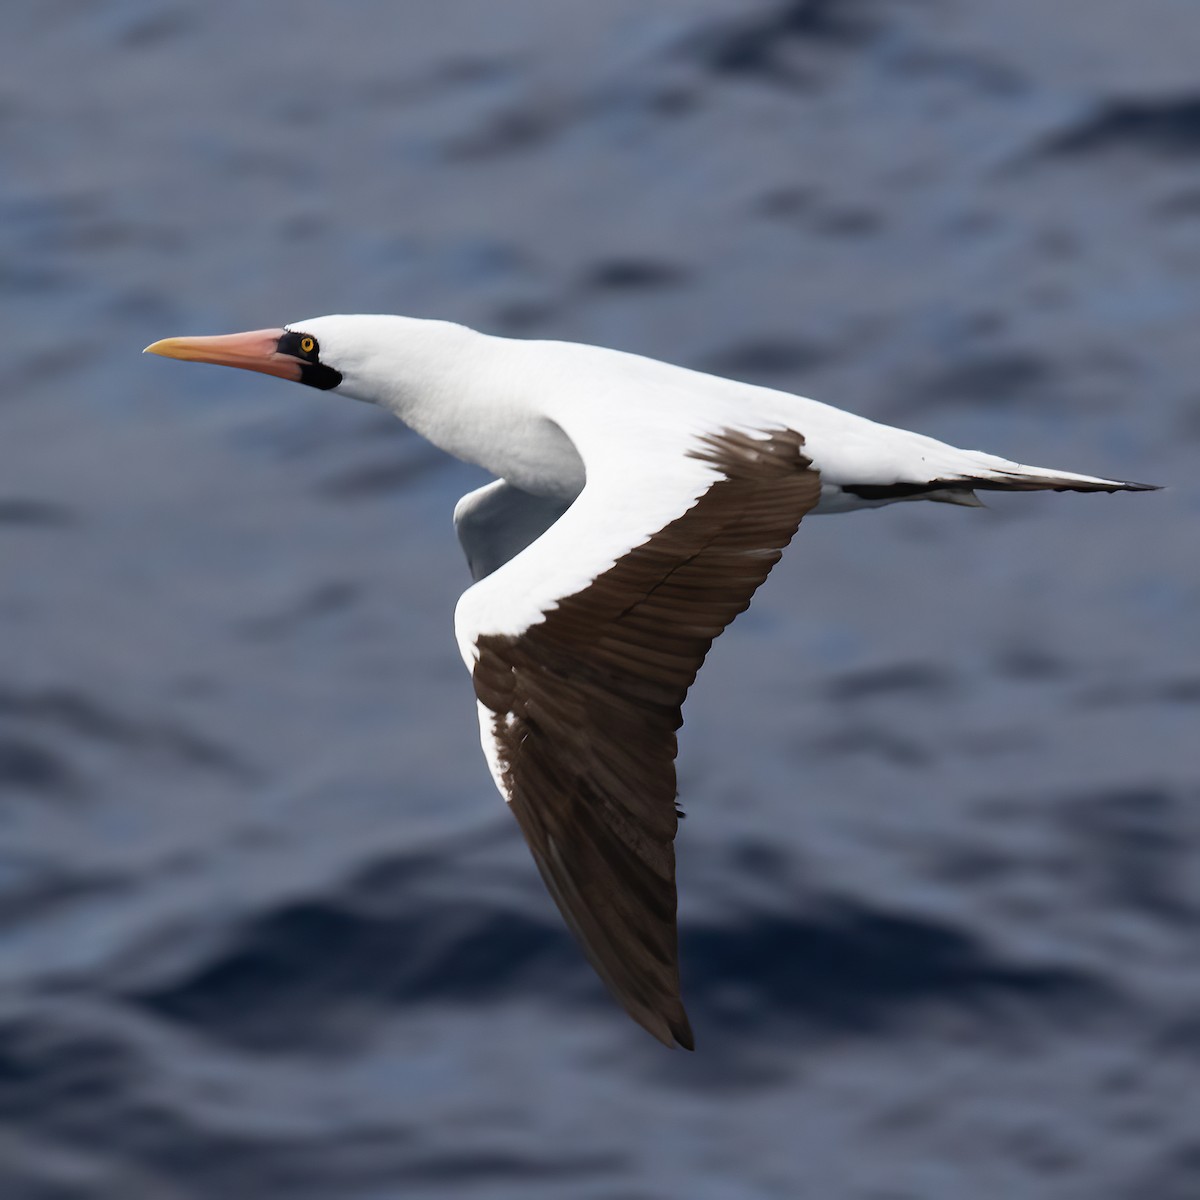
[2, 2, 1198, 1197]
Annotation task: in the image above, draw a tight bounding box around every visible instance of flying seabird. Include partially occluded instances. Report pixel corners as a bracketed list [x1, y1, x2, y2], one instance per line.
[145, 315, 1156, 1048]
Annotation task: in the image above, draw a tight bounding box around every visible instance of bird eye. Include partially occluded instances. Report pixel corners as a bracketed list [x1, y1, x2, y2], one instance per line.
[301, 336, 316, 355]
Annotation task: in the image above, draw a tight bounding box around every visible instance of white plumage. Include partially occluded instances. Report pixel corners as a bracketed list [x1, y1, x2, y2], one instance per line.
[146, 314, 1155, 1048]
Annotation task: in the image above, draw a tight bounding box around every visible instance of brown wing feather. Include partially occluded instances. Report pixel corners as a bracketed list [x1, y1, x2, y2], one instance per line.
[472, 428, 822, 1048]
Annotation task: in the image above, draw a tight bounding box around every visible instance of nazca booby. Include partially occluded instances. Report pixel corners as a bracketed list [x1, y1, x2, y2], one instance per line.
[145, 315, 1156, 1048]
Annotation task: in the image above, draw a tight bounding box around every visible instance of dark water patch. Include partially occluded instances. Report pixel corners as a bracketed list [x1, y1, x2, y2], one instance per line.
[993, 647, 1068, 681]
[0, 1013, 422, 1199]
[0, 1018, 141, 1131]
[359, 54, 523, 113]
[279, 210, 328, 241]
[3, 193, 99, 242]
[1124, 1142, 1200, 1200]
[0, 690, 132, 745]
[811, 205, 882, 236]
[1076, 677, 1200, 708]
[1162, 679, 1200, 704]
[1033, 224, 1082, 262]
[8, 344, 99, 395]
[683, 898, 1115, 1041]
[491, 298, 558, 332]
[436, 55, 521, 87]
[442, 104, 562, 161]
[827, 663, 955, 702]
[0, 1162, 103, 1200]
[958, 727, 1040, 759]
[728, 839, 797, 889]
[0, 863, 121, 928]
[1174, 398, 1200, 442]
[0, 688, 254, 781]
[235, 408, 395, 463]
[119, 9, 195, 50]
[702, 337, 829, 380]
[386, 1149, 620, 1187]
[0, 737, 75, 796]
[886, 47, 1025, 97]
[572, 66, 704, 124]
[237, 582, 360, 641]
[1156, 186, 1200, 219]
[0, 266, 74, 302]
[908, 351, 1050, 411]
[1059, 787, 1197, 924]
[0, 499, 77, 528]
[316, 447, 448, 499]
[753, 186, 882, 236]
[123, 1124, 423, 1200]
[128, 897, 581, 1052]
[1041, 96, 1200, 159]
[130, 880, 1113, 1053]
[677, 0, 885, 85]
[1002, 1125, 1079, 1177]
[808, 723, 932, 768]
[440, 239, 536, 288]
[342, 829, 516, 907]
[926, 846, 1015, 887]
[1156, 1014, 1200, 1058]
[581, 259, 689, 291]
[1, 192, 168, 260]
[640, 80, 701, 117]
[753, 184, 816, 218]
[111, 285, 177, 321]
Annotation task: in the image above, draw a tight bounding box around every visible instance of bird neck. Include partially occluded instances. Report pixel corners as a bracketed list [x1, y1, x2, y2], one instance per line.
[335, 317, 490, 450]
[339, 318, 579, 496]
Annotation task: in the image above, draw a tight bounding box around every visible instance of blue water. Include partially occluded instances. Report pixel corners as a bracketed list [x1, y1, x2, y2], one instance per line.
[2, 2, 1198, 1197]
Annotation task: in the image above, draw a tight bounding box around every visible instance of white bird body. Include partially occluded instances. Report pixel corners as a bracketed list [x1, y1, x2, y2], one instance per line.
[145, 313, 1156, 1049]
[307, 314, 1126, 505]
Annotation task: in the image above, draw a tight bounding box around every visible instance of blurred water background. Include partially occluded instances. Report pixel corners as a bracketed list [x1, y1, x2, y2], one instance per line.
[2, 2, 1198, 1197]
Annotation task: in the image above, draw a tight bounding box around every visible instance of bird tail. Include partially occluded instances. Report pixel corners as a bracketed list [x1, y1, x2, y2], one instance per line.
[956, 456, 1160, 495]
[842, 443, 1159, 507]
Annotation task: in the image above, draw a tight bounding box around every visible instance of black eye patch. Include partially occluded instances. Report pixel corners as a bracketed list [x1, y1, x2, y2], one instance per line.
[278, 331, 342, 390]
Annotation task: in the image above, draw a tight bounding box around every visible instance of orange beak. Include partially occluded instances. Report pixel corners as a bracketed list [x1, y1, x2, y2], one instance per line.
[143, 328, 302, 382]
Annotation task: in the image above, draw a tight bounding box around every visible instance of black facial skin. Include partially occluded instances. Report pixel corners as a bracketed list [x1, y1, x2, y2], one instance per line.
[278, 330, 343, 391]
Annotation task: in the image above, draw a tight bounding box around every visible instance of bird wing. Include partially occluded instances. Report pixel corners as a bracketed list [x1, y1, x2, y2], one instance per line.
[454, 480, 576, 583]
[455, 425, 822, 1047]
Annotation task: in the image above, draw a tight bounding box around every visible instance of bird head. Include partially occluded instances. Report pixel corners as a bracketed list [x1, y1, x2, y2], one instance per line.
[143, 315, 365, 395]
[143, 314, 476, 413]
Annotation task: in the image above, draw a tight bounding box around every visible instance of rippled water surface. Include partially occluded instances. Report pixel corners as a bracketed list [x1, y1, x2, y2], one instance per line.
[2, 2, 1198, 1197]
